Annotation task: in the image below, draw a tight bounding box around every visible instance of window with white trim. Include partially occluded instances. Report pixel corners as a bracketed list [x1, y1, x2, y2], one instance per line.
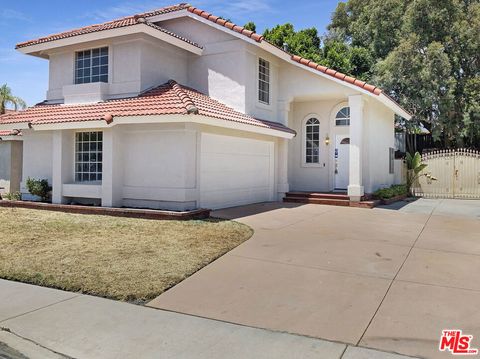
[305, 118, 320, 164]
[258, 58, 270, 104]
[75, 47, 108, 84]
[75, 132, 103, 182]
[335, 106, 350, 126]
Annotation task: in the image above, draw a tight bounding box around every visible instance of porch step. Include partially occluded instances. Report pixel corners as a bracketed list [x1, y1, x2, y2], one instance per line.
[284, 196, 350, 206]
[285, 192, 349, 200]
[283, 192, 379, 209]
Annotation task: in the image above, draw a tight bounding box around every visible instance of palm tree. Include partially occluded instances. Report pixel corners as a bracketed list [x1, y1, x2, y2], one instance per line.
[0, 84, 26, 115]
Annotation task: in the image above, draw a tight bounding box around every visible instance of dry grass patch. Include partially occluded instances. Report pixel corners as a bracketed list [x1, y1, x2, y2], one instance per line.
[0, 207, 252, 303]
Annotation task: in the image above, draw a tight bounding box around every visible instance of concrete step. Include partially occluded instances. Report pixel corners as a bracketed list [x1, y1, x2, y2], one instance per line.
[285, 192, 349, 200]
[283, 196, 351, 206]
[283, 194, 380, 209]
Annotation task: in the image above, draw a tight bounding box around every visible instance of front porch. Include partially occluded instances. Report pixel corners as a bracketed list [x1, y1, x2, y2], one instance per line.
[277, 93, 397, 202]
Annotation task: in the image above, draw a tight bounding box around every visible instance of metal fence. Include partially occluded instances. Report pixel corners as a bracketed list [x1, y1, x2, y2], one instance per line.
[413, 149, 480, 199]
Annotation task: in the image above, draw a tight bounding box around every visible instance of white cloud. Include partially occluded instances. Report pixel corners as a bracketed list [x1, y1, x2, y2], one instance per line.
[80, 0, 273, 23]
[82, 1, 172, 21]
[0, 9, 30, 23]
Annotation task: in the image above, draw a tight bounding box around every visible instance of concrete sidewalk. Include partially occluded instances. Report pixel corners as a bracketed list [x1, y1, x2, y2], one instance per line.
[0, 279, 415, 359]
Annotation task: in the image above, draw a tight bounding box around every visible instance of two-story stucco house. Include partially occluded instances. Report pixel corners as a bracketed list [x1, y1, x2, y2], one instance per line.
[0, 3, 411, 210]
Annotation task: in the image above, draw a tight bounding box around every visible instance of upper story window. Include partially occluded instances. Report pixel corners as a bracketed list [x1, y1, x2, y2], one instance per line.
[258, 58, 270, 104]
[75, 47, 108, 84]
[305, 118, 320, 164]
[75, 132, 103, 182]
[335, 106, 350, 126]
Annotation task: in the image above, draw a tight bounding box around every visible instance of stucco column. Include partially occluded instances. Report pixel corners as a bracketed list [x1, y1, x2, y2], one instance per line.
[52, 130, 71, 204]
[276, 138, 289, 200]
[276, 100, 291, 200]
[348, 95, 365, 201]
[101, 127, 123, 207]
[277, 100, 291, 126]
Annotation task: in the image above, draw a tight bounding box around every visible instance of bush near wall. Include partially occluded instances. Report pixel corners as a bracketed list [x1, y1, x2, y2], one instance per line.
[373, 184, 408, 200]
[1, 192, 21, 201]
[25, 178, 52, 202]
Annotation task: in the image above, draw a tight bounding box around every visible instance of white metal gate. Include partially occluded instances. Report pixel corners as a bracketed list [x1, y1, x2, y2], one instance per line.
[414, 149, 480, 199]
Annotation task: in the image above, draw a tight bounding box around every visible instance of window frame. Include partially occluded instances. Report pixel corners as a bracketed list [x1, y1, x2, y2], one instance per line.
[74, 46, 109, 85]
[301, 114, 323, 167]
[74, 131, 103, 183]
[335, 106, 350, 126]
[258, 57, 271, 105]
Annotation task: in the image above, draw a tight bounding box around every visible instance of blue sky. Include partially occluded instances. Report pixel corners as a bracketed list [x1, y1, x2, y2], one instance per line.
[0, 0, 340, 107]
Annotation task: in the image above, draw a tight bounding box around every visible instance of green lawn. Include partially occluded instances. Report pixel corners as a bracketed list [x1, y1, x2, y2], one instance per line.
[0, 207, 252, 303]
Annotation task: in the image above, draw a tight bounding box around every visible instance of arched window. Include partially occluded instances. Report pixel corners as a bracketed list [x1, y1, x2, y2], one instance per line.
[305, 118, 320, 164]
[335, 107, 350, 126]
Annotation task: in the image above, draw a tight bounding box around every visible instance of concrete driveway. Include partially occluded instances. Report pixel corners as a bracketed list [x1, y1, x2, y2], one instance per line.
[149, 199, 480, 359]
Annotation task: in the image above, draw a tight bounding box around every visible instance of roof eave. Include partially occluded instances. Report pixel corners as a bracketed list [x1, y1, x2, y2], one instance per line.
[26, 114, 295, 138]
[0, 122, 30, 131]
[16, 23, 202, 57]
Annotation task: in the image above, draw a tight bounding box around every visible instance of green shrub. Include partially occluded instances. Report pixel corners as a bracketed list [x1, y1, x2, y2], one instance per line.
[26, 178, 52, 202]
[373, 184, 408, 200]
[2, 192, 21, 201]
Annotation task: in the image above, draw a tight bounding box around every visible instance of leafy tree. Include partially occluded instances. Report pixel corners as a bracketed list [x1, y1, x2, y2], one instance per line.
[0, 84, 26, 114]
[327, 0, 480, 149]
[328, 0, 409, 59]
[244, 21, 256, 32]
[373, 35, 455, 140]
[261, 23, 372, 78]
[263, 23, 323, 63]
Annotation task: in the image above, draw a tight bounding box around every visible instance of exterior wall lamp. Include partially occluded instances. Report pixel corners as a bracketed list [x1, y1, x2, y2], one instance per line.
[325, 135, 330, 146]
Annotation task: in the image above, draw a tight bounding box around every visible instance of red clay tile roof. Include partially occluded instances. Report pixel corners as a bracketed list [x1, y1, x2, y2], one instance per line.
[0, 81, 295, 135]
[15, 4, 200, 49]
[185, 6, 263, 42]
[183, 5, 383, 95]
[15, 3, 400, 105]
[0, 129, 21, 137]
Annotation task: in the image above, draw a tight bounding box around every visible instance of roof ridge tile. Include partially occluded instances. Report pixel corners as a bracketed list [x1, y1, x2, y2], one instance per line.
[167, 80, 199, 114]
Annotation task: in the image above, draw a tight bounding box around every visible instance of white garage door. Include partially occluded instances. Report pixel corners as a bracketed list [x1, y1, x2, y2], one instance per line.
[200, 133, 275, 209]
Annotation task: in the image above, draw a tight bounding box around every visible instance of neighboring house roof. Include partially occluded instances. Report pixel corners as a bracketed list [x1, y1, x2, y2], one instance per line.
[15, 4, 201, 50]
[0, 80, 295, 135]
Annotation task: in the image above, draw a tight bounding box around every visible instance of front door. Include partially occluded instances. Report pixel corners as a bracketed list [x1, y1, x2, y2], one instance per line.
[335, 135, 350, 189]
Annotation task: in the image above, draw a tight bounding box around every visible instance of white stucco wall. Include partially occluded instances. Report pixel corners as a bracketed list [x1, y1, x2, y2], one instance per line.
[122, 123, 197, 210]
[287, 97, 395, 194]
[364, 100, 395, 193]
[161, 17, 248, 113]
[140, 40, 188, 91]
[0, 141, 12, 194]
[46, 34, 189, 103]
[244, 45, 279, 122]
[21, 130, 53, 197]
[288, 100, 338, 191]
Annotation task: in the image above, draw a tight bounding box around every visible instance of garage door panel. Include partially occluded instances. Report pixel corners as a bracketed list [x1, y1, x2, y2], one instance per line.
[201, 187, 272, 209]
[200, 134, 274, 209]
[201, 171, 271, 191]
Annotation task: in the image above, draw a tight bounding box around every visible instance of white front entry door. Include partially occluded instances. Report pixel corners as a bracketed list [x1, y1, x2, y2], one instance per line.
[335, 135, 350, 189]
